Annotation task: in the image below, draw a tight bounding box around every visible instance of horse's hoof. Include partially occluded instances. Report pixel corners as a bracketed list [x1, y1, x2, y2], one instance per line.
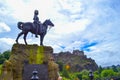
[15, 40, 17, 43]
[15, 40, 19, 44]
[40, 44, 43, 46]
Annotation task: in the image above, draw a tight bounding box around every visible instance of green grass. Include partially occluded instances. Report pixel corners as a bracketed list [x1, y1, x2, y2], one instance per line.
[0, 64, 2, 75]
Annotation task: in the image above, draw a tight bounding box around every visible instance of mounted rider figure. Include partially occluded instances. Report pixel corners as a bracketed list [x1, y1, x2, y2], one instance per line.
[33, 10, 41, 38]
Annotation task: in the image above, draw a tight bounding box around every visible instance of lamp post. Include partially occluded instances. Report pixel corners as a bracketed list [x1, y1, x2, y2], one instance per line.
[89, 70, 94, 80]
[31, 69, 39, 80]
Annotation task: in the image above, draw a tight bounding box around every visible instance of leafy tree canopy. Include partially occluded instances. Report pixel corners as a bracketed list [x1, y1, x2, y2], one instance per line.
[0, 50, 11, 64]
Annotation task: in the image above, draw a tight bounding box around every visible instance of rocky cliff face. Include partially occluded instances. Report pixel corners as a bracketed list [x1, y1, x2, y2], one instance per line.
[0, 44, 59, 80]
[53, 50, 98, 72]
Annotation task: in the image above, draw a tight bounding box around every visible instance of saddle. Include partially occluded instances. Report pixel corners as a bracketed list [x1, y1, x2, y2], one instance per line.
[32, 23, 44, 33]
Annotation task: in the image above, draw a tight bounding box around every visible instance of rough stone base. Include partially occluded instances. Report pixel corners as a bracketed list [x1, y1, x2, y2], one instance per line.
[0, 44, 59, 80]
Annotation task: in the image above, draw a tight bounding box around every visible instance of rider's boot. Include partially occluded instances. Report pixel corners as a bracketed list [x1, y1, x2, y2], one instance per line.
[35, 34, 38, 38]
[35, 25, 38, 38]
[35, 31, 38, 38]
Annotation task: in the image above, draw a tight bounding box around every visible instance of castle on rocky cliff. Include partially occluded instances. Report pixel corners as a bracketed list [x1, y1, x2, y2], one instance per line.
[53, 50, 98, 72]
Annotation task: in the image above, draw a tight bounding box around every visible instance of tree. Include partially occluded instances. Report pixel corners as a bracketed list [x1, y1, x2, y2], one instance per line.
[0, 53, 5, 64]
[3, 50, 11, 59]
[56, 61, 64, 71]
[101, 69, 115, 78]
[112, 65, 118, 72]
[0, 54, 3, 58]
[62, 66, 70, 78]
[98, 66, 103, 74]
[0, 58, 6, 64]
[81, 69, 89, 80]
[94, 71, 100, 79]
[76, 73, 82, 80]
[0, 50, 11, 64]
[97, 66, 103, 78]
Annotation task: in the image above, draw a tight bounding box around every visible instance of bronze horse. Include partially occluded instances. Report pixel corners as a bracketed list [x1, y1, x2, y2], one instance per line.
[16, 19, 54, 45]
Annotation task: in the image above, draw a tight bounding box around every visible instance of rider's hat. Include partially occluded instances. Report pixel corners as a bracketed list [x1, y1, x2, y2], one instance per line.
[34, 10, 39, 15]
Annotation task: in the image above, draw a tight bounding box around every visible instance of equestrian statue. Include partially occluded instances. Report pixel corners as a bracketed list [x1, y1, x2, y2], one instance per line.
[16, 10, 54, 45]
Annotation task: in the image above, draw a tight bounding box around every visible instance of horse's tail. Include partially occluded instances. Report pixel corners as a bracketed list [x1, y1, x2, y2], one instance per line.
[17, 22, 24, 30]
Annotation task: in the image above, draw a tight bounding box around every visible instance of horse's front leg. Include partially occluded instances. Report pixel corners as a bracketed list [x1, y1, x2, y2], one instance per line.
[23, 32, 28, 45]
[16, 32, 24, 44]
[40, 34, 44, 46]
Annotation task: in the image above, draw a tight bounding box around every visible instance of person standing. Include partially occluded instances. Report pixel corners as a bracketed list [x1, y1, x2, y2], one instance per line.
[89, 70, 94, 80]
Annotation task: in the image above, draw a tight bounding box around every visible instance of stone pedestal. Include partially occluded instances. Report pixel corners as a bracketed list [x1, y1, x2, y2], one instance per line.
[23, 64, 48, 80]
[0, 44, 59, 80]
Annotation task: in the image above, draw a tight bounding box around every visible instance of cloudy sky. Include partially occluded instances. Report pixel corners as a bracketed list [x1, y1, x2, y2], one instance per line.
[0, 0, 120, 67]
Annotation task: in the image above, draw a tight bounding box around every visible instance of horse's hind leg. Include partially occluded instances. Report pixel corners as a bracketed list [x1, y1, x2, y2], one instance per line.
[23, 32, 28, 45]
[16, 32, 24, 44]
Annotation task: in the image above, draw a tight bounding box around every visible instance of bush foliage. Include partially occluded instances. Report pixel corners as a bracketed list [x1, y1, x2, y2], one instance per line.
[0, 50, 10, 64]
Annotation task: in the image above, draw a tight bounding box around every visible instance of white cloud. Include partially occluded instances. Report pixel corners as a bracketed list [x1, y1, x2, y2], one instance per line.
[0, 37, 40, 52]
[0, 22, 11, 33]
[58, 0, 83, 14]
[53, 18, 91, 34]
[0, 38, 15, 45]
[0, 38, 15, 52]
[4, 0, 57, 22]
